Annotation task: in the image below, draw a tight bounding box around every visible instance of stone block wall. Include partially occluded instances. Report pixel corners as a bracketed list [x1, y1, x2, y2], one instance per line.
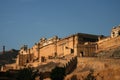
[97, 36, 120, 52]
[77, 43, 97, 57]
[19, 54, 34, 66]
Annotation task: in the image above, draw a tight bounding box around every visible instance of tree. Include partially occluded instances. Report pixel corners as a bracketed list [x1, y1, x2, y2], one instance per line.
[17, 68, 34, 80]
[50, 67, 65, 80]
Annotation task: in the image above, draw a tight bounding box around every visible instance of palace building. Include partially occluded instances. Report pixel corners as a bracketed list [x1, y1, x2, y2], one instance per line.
[18, 25, 120, 66]
[18, 33, 99, 66]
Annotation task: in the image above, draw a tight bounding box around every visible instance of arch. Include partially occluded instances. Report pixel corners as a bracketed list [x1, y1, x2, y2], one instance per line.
[112, 32, 115, 37]
[118, 31, 120, 36]
[41, 56, 45, 62]
[26, 59, 29, 63]
[80, 51, 84, 57]
[54, 52, 57, 57]
[78, 51, 84, 57]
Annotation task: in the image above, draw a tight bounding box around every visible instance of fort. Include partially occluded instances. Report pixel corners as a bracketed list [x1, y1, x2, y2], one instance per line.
[1, 25, 120, 69]
[15, 25, 120, 67]
[0, 25, 120, 80]
[18, 33, 98, 66]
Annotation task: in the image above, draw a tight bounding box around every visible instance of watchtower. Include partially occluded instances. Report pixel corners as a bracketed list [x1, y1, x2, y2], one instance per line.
[111, 25, 120, 38]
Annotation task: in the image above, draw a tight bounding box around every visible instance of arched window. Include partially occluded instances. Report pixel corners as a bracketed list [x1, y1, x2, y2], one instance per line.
[112, 32, 115, 37]
[78, 51, 84, 57]
[80, 51, 84, 57]
[26, 59, 29, 63]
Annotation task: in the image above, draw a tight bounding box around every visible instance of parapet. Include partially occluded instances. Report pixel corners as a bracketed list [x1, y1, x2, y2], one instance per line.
[39, 36, 59, 47]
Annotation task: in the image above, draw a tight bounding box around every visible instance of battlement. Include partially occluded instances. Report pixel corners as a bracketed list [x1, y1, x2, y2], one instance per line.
[39, 36, 59, 47]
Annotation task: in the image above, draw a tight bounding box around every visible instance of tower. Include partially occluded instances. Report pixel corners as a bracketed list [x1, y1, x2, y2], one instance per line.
[3, 45, 5, 54]
[111, 25, 120, 38]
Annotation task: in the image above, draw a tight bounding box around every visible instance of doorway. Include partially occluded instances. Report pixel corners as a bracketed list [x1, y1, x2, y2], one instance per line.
[78, 51, 84, 57]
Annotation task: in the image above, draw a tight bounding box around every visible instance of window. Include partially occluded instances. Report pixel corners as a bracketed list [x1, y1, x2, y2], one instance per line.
[112, 32, 115, 37]
[71, 49, 74, 53]
[118, 31, 120, 36]
[41, 56, 45, 62]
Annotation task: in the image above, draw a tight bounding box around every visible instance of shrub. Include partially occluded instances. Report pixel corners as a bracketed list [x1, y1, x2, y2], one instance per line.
[50, 67, 65, 80]
[17, 68, 34, 80]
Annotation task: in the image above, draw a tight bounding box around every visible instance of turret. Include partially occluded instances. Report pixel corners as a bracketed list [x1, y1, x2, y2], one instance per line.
[3, 45, 5, 54]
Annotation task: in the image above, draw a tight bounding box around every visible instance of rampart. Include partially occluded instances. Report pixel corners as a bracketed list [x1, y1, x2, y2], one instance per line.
[37, 54, 77, 80]
[97, 36, 120, 52]
[2, 25, 120, 72]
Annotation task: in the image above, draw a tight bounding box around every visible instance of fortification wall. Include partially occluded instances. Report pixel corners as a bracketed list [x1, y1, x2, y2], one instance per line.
[40, 43, 55, 58]
[97, 36, 120, 52]
[77, 43, 97, 57]
[30, 45, 38, 59]
[38, 55, 77, 80]
[57, 36, 75, 56]
[19, 54, 34, 66]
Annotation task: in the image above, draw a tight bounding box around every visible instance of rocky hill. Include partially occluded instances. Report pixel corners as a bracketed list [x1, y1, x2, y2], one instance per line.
[96, 46, 120, 58]
[65, 57, 120, 80]
[0, 49, 19, 66]
[0, 47, 120, 80]
[64, 47, 120, 80]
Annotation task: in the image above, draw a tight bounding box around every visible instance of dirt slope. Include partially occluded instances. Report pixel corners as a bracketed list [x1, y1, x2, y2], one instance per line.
[65, 57, 120, 80]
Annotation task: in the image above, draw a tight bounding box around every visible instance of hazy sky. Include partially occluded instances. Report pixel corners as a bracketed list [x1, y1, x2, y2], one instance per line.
[0, 0, 120, 51]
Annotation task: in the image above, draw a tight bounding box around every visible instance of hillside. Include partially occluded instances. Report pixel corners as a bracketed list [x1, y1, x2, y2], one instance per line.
[65, 47, 120, 80]
[65, 57, 120, 80]
[0, 49, 19, 66]
[0, 46, 120, 80]
[97, 46, 120, 58]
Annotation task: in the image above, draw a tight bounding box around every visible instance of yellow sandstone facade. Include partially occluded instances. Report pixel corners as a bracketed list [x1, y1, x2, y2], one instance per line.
[18, 25, 120, 66]
[1, 25, 120, 71]
[97, 25, 120, 52]
[18, 33, 99, 66]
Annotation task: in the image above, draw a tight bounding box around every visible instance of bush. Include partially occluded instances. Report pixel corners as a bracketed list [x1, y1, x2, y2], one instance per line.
[85, 69, 95, 80]
[50, 67, 65, 80]
[17, 68, 34, 80]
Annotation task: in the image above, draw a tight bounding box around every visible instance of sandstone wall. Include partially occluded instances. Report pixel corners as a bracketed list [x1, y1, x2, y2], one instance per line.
[38, 55, 77, 80]
[40, 44, 55, 58]
[97, 36, 120, 52]
[77, 43, 97, 57]
[31, 45, 38, 59]
[19, 54, 33, 66]
[27, 35, 77, 63]
[57, 36, 75, 56]
[18, 33, 99, 66]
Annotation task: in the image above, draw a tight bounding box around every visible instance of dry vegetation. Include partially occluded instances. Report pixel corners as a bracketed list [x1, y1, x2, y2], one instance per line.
[0, 49, 19, 66]
[65, 57, 120, 80]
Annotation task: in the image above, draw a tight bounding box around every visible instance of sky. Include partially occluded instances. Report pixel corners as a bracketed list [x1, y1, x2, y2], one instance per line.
[0, 0, 120, 51]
